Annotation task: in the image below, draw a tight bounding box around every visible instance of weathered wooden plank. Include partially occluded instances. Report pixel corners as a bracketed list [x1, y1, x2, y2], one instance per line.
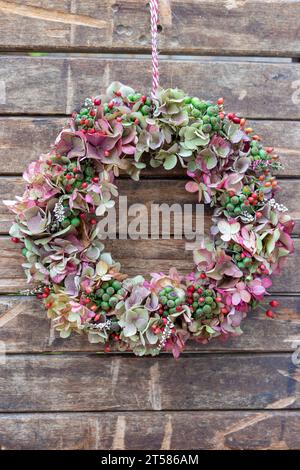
[1, 117, 299, 177]
[0, 57, 300, 118]
[0, 178, 298, 235]
[0, 1, 299, 57]
[0, 295, 299, 353]
[0, 411, 300, 450]
[0, 354, 299, 411]
[0, 237, 298, 293]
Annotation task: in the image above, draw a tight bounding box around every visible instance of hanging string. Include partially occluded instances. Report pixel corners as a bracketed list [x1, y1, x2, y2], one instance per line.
[149, 0, 160, 99]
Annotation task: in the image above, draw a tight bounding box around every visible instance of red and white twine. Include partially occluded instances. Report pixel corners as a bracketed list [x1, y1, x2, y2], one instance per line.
[149, 0, 160, 99]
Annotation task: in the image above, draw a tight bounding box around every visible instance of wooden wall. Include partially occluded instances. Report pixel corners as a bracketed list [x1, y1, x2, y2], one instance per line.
[0, 0, 300, 450]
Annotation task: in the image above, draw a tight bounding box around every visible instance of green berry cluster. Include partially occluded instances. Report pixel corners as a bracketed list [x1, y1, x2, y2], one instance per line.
[75, 105, 96, 130]
[187, 286, 219, 320]
[230, 243, 253, 270]
[184, 97, 222, 133]
[250, 141, 268, 161]
[93, 280, 125, 313]
[158, 285, 186, 316]
[221, 192, 247, 217]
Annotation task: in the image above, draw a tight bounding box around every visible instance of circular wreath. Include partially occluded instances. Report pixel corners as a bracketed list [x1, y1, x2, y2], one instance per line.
[5, 82, 294, 357]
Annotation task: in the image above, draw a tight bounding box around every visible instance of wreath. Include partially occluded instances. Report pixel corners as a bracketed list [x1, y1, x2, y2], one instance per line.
[4, 82, 294, 356]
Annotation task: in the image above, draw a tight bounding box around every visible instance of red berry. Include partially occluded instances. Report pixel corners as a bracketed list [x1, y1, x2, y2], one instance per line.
[269, 300, 279, 308]
[81, 182, 88, 189]
[227, 113, 235, 120]
[116, 117, 122, 122]
[46, 159, 52, 166]
[45, 302, 52, 309]
[84, 119, 90, 126]
[176, 306, 182, 312]
[229, 190, 235, 197]
[141, 95, 147, 103]
[221, 307, 228, 315]
[266, 147, 273, 154]
[162, 318, 168, 325]
[85, 287, 92, 294]
[44, 287, 50, 293]
[65, 184, 72, 192]
[89, 109, 96, 117]
[104, 150, 110, 157]
[233, 116, 241, 124]
[219, 112, 225, 120]
[256, 211, 263, 219]
[65, 174, 73, 180]
[94, 98, 101, 105]
[104, 344, 110, 353]
[114, 90, 122, 97]
[88, 128, 95, 134]
[73, 167, 78, 173]
[266, 310, 274, 318]
[81, 129, 86, 134]
[217, 97, 224, 105]
[216, 297, 222, 303]
[260, 264, 266, 271]
[251, 193, 257, 199]
[11, 237, 20, 243]
[94, 314, 100, 322]
[197, 288, 202, 294]
[92, 176, 99, 183]
[134, 118, 139, 125]
[90, 218, 97, 225]
[108, 102, 114, 109]
[37, 293, 43, 300]
[90, 305, 97, 312]
[248, 196, 254, 204]
[243, 200, 250, 206]
[80, 119, 85, 125]
[200, 273, 206, 279]
[199, 297, 205, 303]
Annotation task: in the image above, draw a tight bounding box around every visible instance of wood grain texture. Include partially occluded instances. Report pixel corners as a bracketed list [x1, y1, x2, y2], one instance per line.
[1, 57, 300, 118]
[0, 295, 299, 353]
[1, 117, 300, 176]
[1, 411, 300, 450]
[0, 1, 299, 57]
[0, 354, 299, 412]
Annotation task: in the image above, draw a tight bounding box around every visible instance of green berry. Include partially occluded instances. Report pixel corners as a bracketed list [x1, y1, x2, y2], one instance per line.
[191, 109, 201, 118]
[234, 207, 242, 215]
[96, 288, 104, 297]
[160, 296, 168, 305]
[203, 305, 212, 314]
[202, 123, 212, 133]
[226, 203, 235, 212]
[167, 300, 175, 308]
[204, 289, 213, 296]
[112, 280, 121, 291]
[165, 286, 172, 293]
[169, 307, 176, 314]
[205, 296, 214, 304]
[141, 105, 150, 115]
[80, 108, 89, 116]
[102, 293, 110, 302]
[22, 248, 28, 256]
[207, 105, 218, 116]
[106, 286, 115, 296]
[191, 97, 201, 108]
[100, 301, 110, 311]
[109, 296, 118, 307]
[192, 301, 199, 309]
[70, 217, 80, 227]
[193, 292, 200, 300]
[102, 281, 110, 290]
[184, 97, 192, 104]
[231, 196, 239, 205]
